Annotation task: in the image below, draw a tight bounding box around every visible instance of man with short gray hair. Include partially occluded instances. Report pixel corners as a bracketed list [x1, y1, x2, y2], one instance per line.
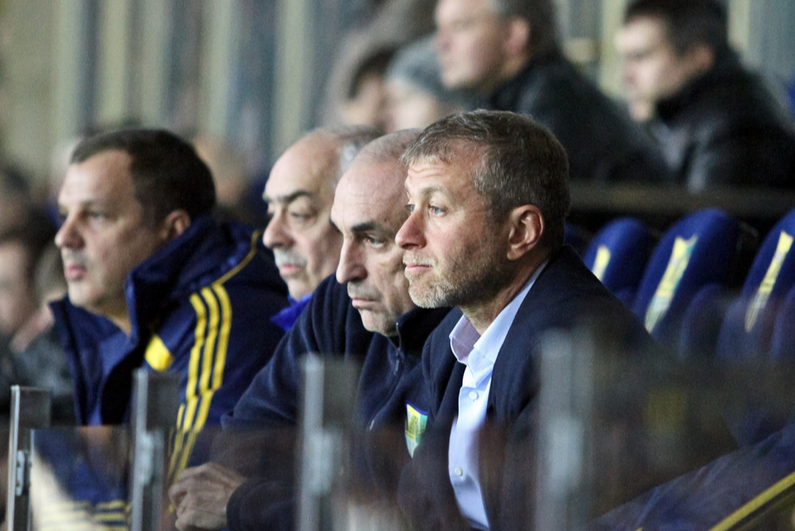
[396, 110, 659, 529]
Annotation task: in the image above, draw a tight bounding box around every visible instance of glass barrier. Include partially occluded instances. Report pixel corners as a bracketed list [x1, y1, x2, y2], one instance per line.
[12, 341, 795, 530]
[31, 426, 129, 531]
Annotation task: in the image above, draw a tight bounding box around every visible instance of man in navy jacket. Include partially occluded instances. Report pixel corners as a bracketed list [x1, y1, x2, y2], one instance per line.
[49, 128, 289, 523]
[52, 128, 288, 429]
[169, 130, 451, 531]
[395, 110, 661, 530]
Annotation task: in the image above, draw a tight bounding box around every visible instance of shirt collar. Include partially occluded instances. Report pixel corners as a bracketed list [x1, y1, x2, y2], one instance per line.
[449, 261, 548, 382]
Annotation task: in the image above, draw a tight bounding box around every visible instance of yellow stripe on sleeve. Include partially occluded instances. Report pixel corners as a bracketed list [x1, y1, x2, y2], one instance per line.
[181, 293, 208, 431]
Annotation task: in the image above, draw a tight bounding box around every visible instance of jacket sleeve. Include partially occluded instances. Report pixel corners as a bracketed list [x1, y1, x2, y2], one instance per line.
[221, 275, 355, 431]
[144, 279, 287, 476]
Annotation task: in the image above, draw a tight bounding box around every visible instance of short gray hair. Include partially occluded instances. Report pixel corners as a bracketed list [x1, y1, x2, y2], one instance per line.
[402, 110, 570, 251]
[304, 125, 382, 182]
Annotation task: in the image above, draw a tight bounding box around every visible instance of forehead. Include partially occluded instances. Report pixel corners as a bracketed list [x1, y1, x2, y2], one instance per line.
[436, 0, 496, 21]
[405, 144, 481, 191]
[266, 136, 337, 200]
[617, 16, 670, 52]
[331, 161, 406, 231]
[59, 150, 135, 205]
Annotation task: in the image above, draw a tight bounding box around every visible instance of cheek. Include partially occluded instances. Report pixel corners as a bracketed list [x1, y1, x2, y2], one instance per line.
[305, 228, 343, 272]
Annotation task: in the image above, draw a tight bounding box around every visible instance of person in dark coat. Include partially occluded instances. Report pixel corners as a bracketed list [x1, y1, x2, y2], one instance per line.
[433, 0, 670, 184]
[395, 110, 663, 530]
[168, 131, 451, 531]
[615, 0, 795, 191]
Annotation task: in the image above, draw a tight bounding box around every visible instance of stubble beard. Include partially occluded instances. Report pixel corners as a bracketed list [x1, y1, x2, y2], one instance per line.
[406, 245, 509, 310]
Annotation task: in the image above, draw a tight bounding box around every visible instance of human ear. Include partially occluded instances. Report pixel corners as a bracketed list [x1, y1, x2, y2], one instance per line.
[685, 44, 715, 77]
[503, 17, 530, 57]
[160, 210, 192, 242]
[506, 205, 543, 261]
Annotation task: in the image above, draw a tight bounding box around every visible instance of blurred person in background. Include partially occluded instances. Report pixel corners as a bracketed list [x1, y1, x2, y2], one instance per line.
[321, 0, 436, 126]
[433, 0, 671, 184]
[338, 48, 396, 132]
[193, 135, 258, 225]
[384, 36, 474, 132]
[616, 0, 795, 191]
[263, 125, 380, 331]
[0, 210, 74, 423]
[0, 162, 34, 234]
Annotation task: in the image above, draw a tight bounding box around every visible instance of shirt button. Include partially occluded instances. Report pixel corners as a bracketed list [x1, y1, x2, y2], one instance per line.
[469, 390, 479, 401]
[454, 467, 463, 477]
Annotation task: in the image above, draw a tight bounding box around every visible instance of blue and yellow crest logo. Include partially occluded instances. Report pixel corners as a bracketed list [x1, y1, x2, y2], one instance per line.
[405, 403, 428, 457]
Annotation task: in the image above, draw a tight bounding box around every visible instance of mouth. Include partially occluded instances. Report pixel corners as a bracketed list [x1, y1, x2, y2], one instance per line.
[278, 263, 303, 276]
[403, 262, 432, 277]
[350, 297, 377, 311]
[63, 262, 87, 281]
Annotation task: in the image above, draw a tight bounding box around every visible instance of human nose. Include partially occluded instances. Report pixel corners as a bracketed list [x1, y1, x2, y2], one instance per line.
[395, 209, 424, 250]
[54, 214, 83, 250]
[262, 211, 293, 250]
[336, 239, 366, 284]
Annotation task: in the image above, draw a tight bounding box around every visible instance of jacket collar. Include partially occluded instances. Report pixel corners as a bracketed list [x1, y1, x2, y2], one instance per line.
[655, 51, 741, 121]
[484, 52, 565, 111]
[394, 306, 452, 357]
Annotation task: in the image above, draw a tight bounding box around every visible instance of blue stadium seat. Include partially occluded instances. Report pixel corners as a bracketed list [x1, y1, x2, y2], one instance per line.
[770, 285, 795, 359]
[716, 208, 795, 360]
[632, 209, 744, 351]
[582, 217, 656, 305]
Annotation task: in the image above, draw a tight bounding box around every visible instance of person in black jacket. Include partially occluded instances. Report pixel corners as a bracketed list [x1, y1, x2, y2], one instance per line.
[615, 0, 795, 191]
[169, 130, 451, 531]
[395, 110, 662, 530]
[433, 0, 670, 184]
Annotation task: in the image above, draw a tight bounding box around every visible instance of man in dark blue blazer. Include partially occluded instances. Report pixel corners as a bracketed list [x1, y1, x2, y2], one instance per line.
[395, 110, 662, 530]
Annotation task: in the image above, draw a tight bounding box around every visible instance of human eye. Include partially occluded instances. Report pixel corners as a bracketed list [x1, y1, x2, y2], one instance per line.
[87, 210, 107, 221]
[365, 234, 387, 249]
[429, 204, 446, 216]
[406, 202, 415, 213]
[288, 208, 314, 223]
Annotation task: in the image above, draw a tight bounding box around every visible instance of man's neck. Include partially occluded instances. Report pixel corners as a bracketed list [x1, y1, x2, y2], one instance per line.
[460, 257, 543, 335]
[103, 304, 132, 336]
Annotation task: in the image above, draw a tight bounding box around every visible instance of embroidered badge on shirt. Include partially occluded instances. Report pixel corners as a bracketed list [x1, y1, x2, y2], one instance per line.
[405, 403, 428, 457]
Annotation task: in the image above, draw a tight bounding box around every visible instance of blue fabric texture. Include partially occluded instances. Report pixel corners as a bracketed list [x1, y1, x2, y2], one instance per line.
[51, 216, 289, 428]
[270, 294, 312, 332]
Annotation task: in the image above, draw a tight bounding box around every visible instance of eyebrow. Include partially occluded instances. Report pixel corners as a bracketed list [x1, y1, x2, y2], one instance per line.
[350, 221, 380, 234]
[405, 183, 449, 198]
[262, 190, 313, 205]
